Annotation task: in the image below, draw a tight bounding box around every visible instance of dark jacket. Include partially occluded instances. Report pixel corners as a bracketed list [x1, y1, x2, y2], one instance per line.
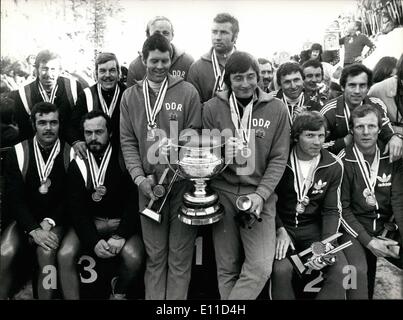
[276, 148, 343, 239]
[4, 138, 70, 233]
[340, 144, 403, 246]
[320, 95, 394, 155]
[68, 146, 140, 251]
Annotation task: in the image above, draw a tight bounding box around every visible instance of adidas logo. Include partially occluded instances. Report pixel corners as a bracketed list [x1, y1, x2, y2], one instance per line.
[377, 173, 391, 187]
[312, 179, 327, 194]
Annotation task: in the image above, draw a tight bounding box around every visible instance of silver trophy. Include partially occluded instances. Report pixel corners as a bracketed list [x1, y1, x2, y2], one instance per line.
[167, 134, 227, 225]
[234, 195, 262, 229]
[288, 232, 353, 276]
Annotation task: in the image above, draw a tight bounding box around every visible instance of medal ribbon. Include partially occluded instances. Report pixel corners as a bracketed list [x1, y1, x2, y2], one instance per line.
[229, 92, 253, 146]
[283, 93, 305, 125]
[97, 83, 120, 117]
[87, 143, 112, 189]
[33, 136, 61, 184]
[38, 82, 58, 104]
[211, 49, 225, 95]
[290, 148, 319, 203]
[352, 144, 380, 210]
[142, 77, 168, 129]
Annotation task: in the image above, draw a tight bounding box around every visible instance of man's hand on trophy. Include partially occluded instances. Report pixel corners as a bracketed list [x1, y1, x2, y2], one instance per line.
[139, 178, 157, 201]
[225, 137, 238, 160]
[367, 237, 399, 258]
[247, 193, 264, 218]
[275, 227, 295, 260]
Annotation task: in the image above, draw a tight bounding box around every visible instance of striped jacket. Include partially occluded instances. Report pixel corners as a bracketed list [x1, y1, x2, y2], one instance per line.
[339, 144, 403, 246]
[275, 148, 344, 240]
[320, 95, 394, 156]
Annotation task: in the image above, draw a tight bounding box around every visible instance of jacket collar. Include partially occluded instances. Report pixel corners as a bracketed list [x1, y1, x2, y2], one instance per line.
[287, 148, 338, 169]
[343, 142, 388, 162]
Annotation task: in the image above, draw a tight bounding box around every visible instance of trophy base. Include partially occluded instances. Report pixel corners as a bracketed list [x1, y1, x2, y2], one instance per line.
[141, 208, 162, 223]
[178, 203, 224, 225]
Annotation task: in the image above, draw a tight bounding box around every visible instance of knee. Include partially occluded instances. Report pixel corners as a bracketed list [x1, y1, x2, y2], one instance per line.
[121, 239, 145, 270]
[272, 258, 293, 279]
[36, 246, 57, 265]
[0, 240, 18, 262]
[57, 243, 79, 266]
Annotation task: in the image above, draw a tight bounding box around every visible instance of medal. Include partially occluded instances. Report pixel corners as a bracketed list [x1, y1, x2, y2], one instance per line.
[39, 183, 48, 194]
[87, 144, 112, 204]
[366, 194, 377, 207]
[147, 127, 156, 140]
[33, 137, 60, 196]
[97, 83, 120, 117]
[296, 202, 305, 214]
[362, 188, 372, 198]
[229, 92, 254, 160]
[241, 146, 251, 158]
[353, 145, 380, 210]
[153, 184, 166, 198]
[143, 77, 168, 142]
[92, 192, 102, 202]
[95, 185, 107, 196]
[302, 195, 310, 206]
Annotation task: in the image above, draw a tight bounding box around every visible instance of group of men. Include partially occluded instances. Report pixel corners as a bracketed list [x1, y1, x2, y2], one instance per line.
[0, 12, 402, 301]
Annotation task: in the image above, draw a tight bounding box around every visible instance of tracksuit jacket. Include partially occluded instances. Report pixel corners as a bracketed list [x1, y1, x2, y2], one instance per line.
[126, 44, 194, 87]
[275, 148, 344, 240]
[320, 95, 394, 155]
[202, 88, 290, 202]
[187, 48, 225, 103]
[120, 75, 202, 184]
[340, 144, 403, 247]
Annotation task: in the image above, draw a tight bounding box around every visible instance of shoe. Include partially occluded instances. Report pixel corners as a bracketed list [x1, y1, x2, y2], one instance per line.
[110, 276, 127, 300]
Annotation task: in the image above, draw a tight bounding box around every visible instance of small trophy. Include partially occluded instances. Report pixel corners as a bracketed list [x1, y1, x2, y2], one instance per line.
[141, 167, 178, 223]
[234, 195, 262, 229]
[288, 233, 352, 276]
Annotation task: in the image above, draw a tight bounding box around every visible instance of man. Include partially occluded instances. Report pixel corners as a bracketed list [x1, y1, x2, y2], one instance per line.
[0, 102, 70, 300]
[68, 52, 126, 159]
[339, 105, 403, 299]
[120, 34, 202, 300]
[9, 49, 83, 144]
[257, 58, 274, 93]
[320, 64, 402, 161]
[271, 62, 322, 125]
[188, 13, 239, 102]
[271, 111, 347, 299]
[126, 16, 194, 87]
[58, 111, 144, 300]
[339, 21, 376, 67]
[202, 51, 290, 299]
[301, 59, 329, 107]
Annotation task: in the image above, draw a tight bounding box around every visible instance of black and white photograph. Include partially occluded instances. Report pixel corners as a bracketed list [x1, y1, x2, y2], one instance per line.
[1, 0, 403, 312]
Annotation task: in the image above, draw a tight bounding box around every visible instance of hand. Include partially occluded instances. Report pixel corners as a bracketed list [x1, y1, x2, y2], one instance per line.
[344, 133, 353, 146]
[247, 193, 264, 218]
[293, 105, 307, 118]
[139, 178, 157, 201]
[275, 227, 295, 260]
[73, 141, 87, 160]
[29, 229, 59, 250]
[384, 135, 403, 163]
[40, 220, 53, 231]
[107, 237, 126, 255]
[225, 137, 238, 160]
[94, 239, 116, 258]
[367, 237, 399, 258]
